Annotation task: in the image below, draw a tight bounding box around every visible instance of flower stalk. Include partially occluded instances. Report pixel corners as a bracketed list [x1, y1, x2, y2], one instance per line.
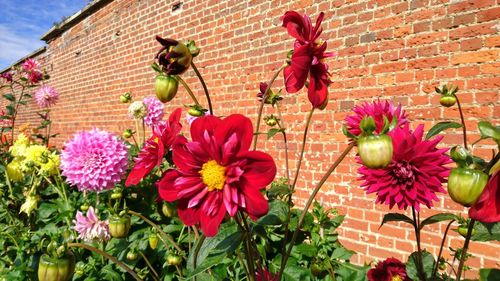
[453, 93, 468, 150]
[456, 219, 475, 281]
[279, 142, 355, 278]
[176, 76, 201, 106]
[411, 207, 426, 281]
[190, 62, 213, 115]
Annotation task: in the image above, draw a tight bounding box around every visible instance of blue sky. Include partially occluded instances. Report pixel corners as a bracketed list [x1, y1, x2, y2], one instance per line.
[0, 0, 88, 70]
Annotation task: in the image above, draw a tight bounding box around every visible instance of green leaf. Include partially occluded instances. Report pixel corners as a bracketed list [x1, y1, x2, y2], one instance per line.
[151, 62, 162, 74]
[336, 262, 369, 281]
[478, 121, 500, 142]
[419, 213, 458, 230]
[187, 224, 242, 277]
[282, 264, 312, 281]
[406, 250, 435, 280]
[480, 268, 500, 281]
[471, 222, 500, 242]
[6, 104, 15, 115]
[426, 122, 462, 140]
[293, 243, 317, 258]
[2, 93, 15, 101]
[331, 246, 355, 260]
[256, 200, 288, 225]
[267, 128, 285, 139]
[342, 125, 357, 140]
[380, 213, 413, 229]
[99, 264, 123, 281]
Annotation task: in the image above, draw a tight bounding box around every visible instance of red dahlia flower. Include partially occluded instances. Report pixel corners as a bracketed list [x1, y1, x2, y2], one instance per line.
[282, 11, 335, 109]
[359, 125, 451, 210]
[345, 100, 408, 137]
[125, 108, 182, 186]
[469, 171, 500, 223]
[367, 258, 411, 281]
[157, 114, 277, 236]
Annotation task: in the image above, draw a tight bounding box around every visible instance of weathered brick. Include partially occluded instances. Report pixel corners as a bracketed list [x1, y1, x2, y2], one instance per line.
[451, 50, 499, 65]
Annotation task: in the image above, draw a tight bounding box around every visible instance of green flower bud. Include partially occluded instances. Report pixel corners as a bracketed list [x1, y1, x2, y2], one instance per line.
[155, 75, 179, 103]
[357, 134, 393, 169]
[38, 252, 75, 281]
[108, 215, 131, 238]
[447, 168, 488, 207]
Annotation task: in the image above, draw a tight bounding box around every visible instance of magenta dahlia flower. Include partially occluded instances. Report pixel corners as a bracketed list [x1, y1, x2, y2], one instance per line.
[61, 129, 129, 192]
[34, 85, 59, 108]
[125, 108, 182, 186]
[143, 96, 164, 127]
[73, 206, 110, 243]
[345, 100, 408, 137]
[21, 58, 40, 72]
[157, 114, 277, 236]
[358, 124, 451, 210]
[1, 72, 13, 82]
[367, 258, 411, 281]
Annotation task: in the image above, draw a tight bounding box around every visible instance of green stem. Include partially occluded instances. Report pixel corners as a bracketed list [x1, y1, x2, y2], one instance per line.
[10, 84, 25, 141]
[411, 207, 426, 281]
[453, 94, 468, 150]
[236, 213, 256, 281]
[252, 64, 287, 150]
[139, 251, 160, 281]
[190, 62, 213, 115]
[275, 102, 291, 190]
[4, 170, 14, 200]
[192, 235, 206, 275]
[128, 210, 183, 253]
[291, 107, 315, 191]
[279, 142, 355, 279]
[176, 76, 201, 106]
[433, 219, 455, 277]
[67, 242, 141, 281]
[45, 110, 51, 147]
[456, 219, 475, 281]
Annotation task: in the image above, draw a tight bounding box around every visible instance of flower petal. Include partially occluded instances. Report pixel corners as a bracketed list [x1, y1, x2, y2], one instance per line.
[240, 151, 277, 188]
[469, 172, 500, 223]
[157, 169, 181, 202]
[214, 114, 253, 156]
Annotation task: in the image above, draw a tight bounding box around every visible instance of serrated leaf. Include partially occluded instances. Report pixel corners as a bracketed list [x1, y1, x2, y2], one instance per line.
[380, 213, 413, 229]
[267, 128, 284, 139]
[406, 250, 435, 280]
[480, 268, 500, 281]
[256, 200, 288, 225]
[2, 93, 15, 101]
[426, 122, 462, 140]
[471, 222, 500, 242]
[419, 213, 458, 230]
[478, 121, 500, 142]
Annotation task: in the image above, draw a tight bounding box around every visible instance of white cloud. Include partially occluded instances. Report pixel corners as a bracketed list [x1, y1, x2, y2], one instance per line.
[0, 25, 44, 68]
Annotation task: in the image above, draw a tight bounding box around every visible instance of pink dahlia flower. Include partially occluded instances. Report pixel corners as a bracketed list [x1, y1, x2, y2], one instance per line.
[157, 114, 277, 236]
[21, 58, 40, 72]
[143, 96, 164, 127]
[73, 206, 110, 243]
[34, 85, 59, 108]
[125, 108, 182, 186]
[61, 129, 129, 192]
[358, 124, 451, 210]
[345, 100, 408, 137]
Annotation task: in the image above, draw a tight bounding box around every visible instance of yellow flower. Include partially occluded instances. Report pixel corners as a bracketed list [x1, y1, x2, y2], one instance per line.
[6, 160, 24, 182]
[22, 145, 49, 172]
[19, 194, 39, 216]
[9, 133, 30, 158]
[39, 152, 60, 176]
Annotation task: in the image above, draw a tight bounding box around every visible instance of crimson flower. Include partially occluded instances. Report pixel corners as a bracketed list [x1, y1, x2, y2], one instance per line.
[469, 171, 500, 223]
[125, 108, 182, 186]
[367, 258, 411, 281]
[157, 114, 276, 236]
[256, 268, 279, 281]
[358, 125, 451, 210]
[282, 11, 334, 109]
[345, 100, 408, 137]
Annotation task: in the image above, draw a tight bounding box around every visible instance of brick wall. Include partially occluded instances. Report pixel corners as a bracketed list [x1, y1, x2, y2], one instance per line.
[3, 0, 500, 276]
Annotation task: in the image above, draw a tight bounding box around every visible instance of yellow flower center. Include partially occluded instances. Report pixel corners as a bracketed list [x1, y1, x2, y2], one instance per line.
[199, 160, 226, 191]
[391, 275, 403, 281]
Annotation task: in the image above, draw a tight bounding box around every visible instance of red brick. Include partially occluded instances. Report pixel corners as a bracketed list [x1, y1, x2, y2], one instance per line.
[452, 50, 499, 65]
[460, 38, 483, 51]
[371, 62, 406, 74]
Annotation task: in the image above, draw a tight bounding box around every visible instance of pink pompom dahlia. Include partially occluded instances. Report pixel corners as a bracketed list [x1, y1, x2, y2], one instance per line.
[345, 100, 408, 137]
[125, 108, 182, 186]
[61, 129, 129, 192]
[143, 96, 164, 127]
[157, 114, 277, 236]
[34, 85, 59, 108]
[73, 206, 110, 243]
[358, 124, 451, 210]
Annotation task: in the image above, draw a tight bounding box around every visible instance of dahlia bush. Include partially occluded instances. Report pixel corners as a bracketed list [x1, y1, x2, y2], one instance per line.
[0, 10, 499, 281]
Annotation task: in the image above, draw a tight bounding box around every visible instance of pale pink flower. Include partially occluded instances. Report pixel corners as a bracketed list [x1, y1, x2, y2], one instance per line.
[73, 207, 110, 243]
[35, 85, 59, 108]
[143, 96, 164, 127]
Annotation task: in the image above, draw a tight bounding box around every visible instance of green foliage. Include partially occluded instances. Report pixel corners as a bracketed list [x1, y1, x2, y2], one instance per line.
[426, 121, 463, 140]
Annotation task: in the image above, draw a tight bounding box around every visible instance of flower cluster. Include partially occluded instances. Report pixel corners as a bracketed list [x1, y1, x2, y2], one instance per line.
[60, 129, 129, 192]
[21, 58, 43, 84]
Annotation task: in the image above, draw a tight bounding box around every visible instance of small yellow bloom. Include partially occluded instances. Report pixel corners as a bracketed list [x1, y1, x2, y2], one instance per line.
[22, 145, 49, 171]
[6, 160, 24, 182]
[39, 152, 60, 176]
[20, 194, 39, 216]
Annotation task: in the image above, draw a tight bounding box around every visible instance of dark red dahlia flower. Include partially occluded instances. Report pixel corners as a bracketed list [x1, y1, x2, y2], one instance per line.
[359, 124, 452, 210]
[155, 36, 192, 75]
[157, 114, 277, 236]
[282, 11, 335, 109]
[367, 258, 411, 281]
[345, 100, 408, 137]
[469, 171, 500, 223]
[125, 108, 182, 186]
